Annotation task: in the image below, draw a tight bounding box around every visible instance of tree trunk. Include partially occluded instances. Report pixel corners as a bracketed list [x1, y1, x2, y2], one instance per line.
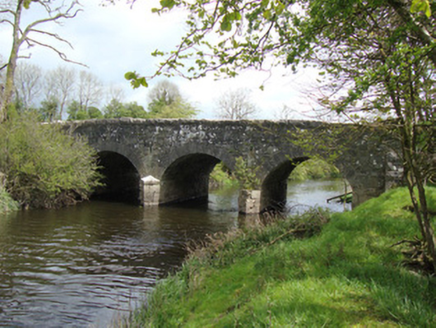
[0, 1, 24, 123]
[401, 124, 436, 272]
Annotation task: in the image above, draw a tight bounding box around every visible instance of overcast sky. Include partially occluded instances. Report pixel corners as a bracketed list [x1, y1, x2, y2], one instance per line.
[0, 0, 319, 119]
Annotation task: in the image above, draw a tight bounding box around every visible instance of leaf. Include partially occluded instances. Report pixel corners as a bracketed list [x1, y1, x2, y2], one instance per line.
[411, 0, 432, 18]
[160, 0, 176, 10]
[124, 72, 148, 89]
[220, 20, 232, 32]
[23, 0, 32, 9]
[124, 71, 137, 80]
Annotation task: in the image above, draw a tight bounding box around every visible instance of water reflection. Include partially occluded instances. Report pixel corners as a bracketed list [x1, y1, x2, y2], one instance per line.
[0, 179, 348, 327]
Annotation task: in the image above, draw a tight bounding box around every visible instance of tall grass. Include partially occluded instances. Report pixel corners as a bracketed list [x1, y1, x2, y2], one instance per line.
[122, 187, 436, 328]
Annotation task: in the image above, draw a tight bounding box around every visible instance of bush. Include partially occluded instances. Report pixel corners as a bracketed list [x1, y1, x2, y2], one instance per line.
[209, 163, 238, 189]
[0, 114, 102, 209]
[0, 187, 20, 213]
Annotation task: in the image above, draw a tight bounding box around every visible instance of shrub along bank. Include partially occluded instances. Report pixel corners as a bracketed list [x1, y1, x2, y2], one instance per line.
[124, 187, 436, 327]
[0, 114, 102, 209]
[0, 187, 19, 214]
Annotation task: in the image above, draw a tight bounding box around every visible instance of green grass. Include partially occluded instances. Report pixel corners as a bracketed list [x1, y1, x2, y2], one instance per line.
[123, 187, 436, 328]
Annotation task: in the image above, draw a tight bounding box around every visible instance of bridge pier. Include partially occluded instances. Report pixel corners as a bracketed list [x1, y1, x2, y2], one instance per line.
[351, 185, 385, 208]
[141, 176, 160, 206]
[238, 189, 261, 214]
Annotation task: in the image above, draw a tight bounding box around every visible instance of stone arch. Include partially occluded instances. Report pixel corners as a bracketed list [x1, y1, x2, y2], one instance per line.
[260, 157, 309, 211]
[93, 151, 141, 204]
[261, 155, 356, 211]
[159, 153, 222, 205]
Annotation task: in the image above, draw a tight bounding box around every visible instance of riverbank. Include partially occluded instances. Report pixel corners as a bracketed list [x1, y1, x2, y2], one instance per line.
[123, 187, 436, 327]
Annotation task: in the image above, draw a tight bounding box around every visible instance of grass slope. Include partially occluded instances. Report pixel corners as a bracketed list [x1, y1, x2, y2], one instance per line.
[126, 187, 436, 327]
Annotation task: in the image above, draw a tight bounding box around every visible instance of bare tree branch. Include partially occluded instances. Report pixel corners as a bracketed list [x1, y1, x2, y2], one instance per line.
[26, 37, 87, 67]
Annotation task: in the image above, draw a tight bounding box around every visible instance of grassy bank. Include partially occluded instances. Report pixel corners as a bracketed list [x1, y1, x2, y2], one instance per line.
[124, 187, 436, 327]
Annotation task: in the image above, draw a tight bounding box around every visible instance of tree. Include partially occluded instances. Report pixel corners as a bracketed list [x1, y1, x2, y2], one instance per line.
[274, 105, 298, 120]
[87, 106, 103, 119]
[77, 70, 103, 113]
[44, 66, 76, 120]
[106, 84, 125, 104]
[104, 98, 124, 118]
[103, 99, 147, 119]
[136, 0, 436, 271]
[0, 0, 81, 122]
[14, 62, 43, 111]
[147, 80, 182, 105]
[147, 80, 198, 118]
[39, 96, 59, 122]
[67, 100, 85, 120]
[215, 88, 258, 119]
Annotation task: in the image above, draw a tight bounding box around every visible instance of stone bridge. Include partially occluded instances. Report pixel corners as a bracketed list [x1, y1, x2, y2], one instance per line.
[64, 118, 401, 213]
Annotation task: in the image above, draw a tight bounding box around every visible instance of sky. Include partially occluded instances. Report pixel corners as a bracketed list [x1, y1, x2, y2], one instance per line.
[0, 0, 319, 119]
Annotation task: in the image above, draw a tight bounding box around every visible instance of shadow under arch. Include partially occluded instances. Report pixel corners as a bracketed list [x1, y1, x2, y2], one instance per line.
[160, 153, 222, 205]
[92, 151, 141, 204]
[261, 157, 310, 212]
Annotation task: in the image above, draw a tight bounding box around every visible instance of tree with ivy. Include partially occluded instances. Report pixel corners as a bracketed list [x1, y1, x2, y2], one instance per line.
[127, 0, 436, 271]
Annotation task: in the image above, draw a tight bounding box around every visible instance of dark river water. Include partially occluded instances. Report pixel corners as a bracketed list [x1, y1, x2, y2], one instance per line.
[0, 179, 349, 327]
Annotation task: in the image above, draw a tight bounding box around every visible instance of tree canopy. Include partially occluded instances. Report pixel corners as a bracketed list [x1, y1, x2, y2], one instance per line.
[147, 80, 198, 118]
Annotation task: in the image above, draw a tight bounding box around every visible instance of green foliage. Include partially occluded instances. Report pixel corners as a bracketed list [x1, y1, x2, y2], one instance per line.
[289, 158, 341, 181]
[67, 101, 105, 120]
[0, 187, 20, 213]
[0, 114, 102, 209]
[66, 100, 84, 120]
[127, 187, 436, 327]
[39, 97, 59, 122]
[87, 106, 103, 119]
[104, 99, 147, 119]
[147, 98, 198, 118]
[146, 80, 198, 118]
[124, 71, 148, 89]
[411, 0, 432, 17]
[209, 162, 238, 189]
[233, 156, 260, 190]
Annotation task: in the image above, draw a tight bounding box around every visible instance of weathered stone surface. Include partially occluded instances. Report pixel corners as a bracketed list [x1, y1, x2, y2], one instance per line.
[238, 189, 261, 214]
[141, 176, 160, 206]
[62, 118, 401, 213]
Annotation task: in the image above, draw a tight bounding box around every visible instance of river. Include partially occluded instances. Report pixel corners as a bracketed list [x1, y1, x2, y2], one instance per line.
[0, 179, 350, 327]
